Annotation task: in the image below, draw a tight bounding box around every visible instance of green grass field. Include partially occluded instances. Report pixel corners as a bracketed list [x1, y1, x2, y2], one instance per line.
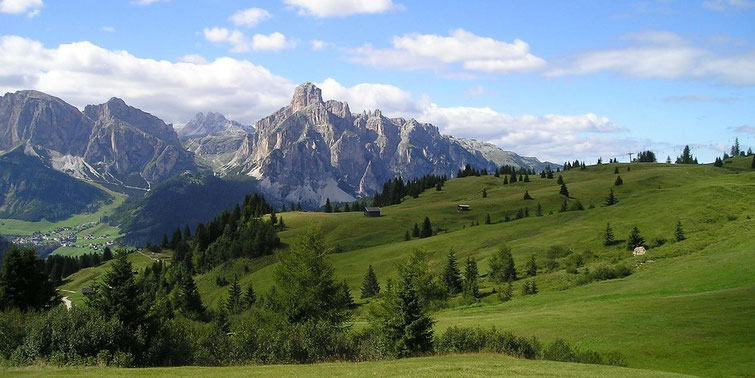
[57, 157, 755, 376]
[0, 353, 692, 377]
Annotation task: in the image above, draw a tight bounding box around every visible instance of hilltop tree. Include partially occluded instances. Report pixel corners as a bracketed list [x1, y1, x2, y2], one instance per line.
[523, 190, 533, 200]
[615, 175, 623, 186]
[0, 246, 58, 311]
[442, 251, 462, 295]
[666, 156, 672, 164]
[273, 226, 351, 324]
[627, 226, 646, 251]
[731, 137, 741, 157]
[603, 223, 615, 246]
[675, 221, 686, 242]
[714, 157, 723, 167]
[324, 198, 333, 213]
[489, 244, 517, 283]
[525, 255, 537, 277]
[462, 257, 479, 298]
[676, 145, 697, 164]
[605, 189, 618, 206]
[361, 265, 381, 299]
[560, 183, 569, 197]
[420, 217, 433, 238]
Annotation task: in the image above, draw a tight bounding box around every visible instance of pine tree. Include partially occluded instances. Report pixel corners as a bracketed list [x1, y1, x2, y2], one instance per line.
[627, 226, 646, 250]
[361, 265, 381, 299]
[102, 246, 113, 261]
[442, 251, 462, 295]
[420, 217, 433, 238]
[412, 223, 420, 238]
[244, 283, 256, 308]
[523, 190, 533, 200]
[557, 175, 564, 185]
[179, 274, 205, 318]
[605, 189, 618, 206]
[226, 275, 242, 314]
[436, 182, 442, 191]
[559, 198, 569, 212]
[714, 157, 723, 167]
[87, 251, 144, 329]
[270, 209, 277, 225]
[405, 230, 411, 241]
[278, 216, 286, 230]
[463, 257, 479, 298]
[489, 245, 517, 283]
[615, 175, 623, 186]
[666, 156, 672, 164]
[0, 246, 58, 311]
[503, 176, 509, 185]
[525, 255, 537, 277]
[324, 198, 333, 213]
[524, 174, 530, 182]
[183, 225, 192, 240]
[675, 221, 686, 242]
[482, 188, 487, 198]
[343, 203, 350, 212]
[560, 183, 569, 197]
[731, 137, 741, 157]
[161, 233, 169, 249]
[614, 167, 619, 174]
[485, 213, 492, 224]
[604, 222, 615, 246]
[536, 202, 543, 216]
[379, 273, 434, 357]
[497, 281, 514, 302]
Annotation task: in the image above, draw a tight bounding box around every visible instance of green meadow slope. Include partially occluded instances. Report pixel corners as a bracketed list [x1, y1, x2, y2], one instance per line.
[59, 157, 755, 376]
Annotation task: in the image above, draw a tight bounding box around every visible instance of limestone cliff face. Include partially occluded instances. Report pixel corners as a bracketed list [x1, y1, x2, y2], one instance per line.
[223, 83, 497, 207]
[0, 91, 195, 191]
[178, 112, 254, 170]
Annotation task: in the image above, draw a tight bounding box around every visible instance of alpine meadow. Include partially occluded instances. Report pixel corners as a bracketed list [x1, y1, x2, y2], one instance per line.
[1, 1, 754, 377]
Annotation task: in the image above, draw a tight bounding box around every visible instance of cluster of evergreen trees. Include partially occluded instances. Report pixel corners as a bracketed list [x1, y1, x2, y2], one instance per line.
[562, 160, 586, 171]
[43, 247, 114, 283]
[371, 174, 447, 207]
[635, 151, 657, 163]
[456, 164, 488, 178]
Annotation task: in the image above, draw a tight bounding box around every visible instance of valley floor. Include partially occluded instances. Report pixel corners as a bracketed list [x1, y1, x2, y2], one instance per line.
[0, 354, 692, 378]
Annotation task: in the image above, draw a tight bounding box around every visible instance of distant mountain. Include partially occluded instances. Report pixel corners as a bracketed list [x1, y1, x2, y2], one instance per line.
[111, 172, 260, 246]
[448, 137, 554, 172]
[220, 83, 549, 207]
[179, 112, 253, 171]
[0, 144, 109, 221]
[0, 91, 196, 193]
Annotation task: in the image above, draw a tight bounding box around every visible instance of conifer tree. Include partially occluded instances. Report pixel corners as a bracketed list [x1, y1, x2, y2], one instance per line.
[627, 226, 646, 250]
[183, 225, 192, 240]
[278, 216, 286, 231]
[343, 203, 350, 212]
[510, 172, 517, 183]
[525, 254, 537, 277]
[482, 188, 487, 198]
[523, 190, 533, 200]
[714, 157, 723, 167]
[536, 202, 543, 216]
[614, 167, 619, 174]
[270, 209, 277, 225]
[436, 183, 442, 191]
[615, 175, 623, 186]
[557, 175, 564, 185]
[442, 251, 462, 295]
[87, 251, 144, 329]
[324, 198, 333, 213]
[405, 230, 411, 241]
[605, 188, 618, 206]
[0, 246, 58, 311]
[503, 176, 509, 185]
[161, 233, 169, 249]
[463, 257, 479, 298]
[102, 246, 113, 261]
[179, 274, 205, 318]
[731, 137, 741, 157]
[666, 156, 672, 164]
[489, 244, 517, 283]
[412, 223, 420, 238]
[559, 197, 569, 212]
[675, 221, 686, 242]
[485, 213, 492, 224]
[604, 222, 615, 246]
[497, 281, 513, 302]
[560, 183, 569, 197]
[379, 272, 434, 357]
[244, 283, 256, 308]
[420, 217, 433, 238]
[361, 265, 381, 299]
[524, 174, 530, 182]
[752, 155, 755, 169]
[226, 275, 242, 314]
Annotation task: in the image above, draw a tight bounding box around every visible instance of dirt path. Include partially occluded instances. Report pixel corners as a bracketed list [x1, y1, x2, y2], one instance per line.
[62, 296, 72, 310]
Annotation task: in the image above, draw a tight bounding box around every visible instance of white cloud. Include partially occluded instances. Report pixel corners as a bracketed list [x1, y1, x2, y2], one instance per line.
[703, 0, 755, 11]
[0, 0, 42, 17]
[284, 0, 396, 17]
[465, 85, 488, 97]
[230, 7, 271, 27]
[203, 27, 294, 52]
[311, 39, 334, 51]
[178, 54, 207, 64]
[351, 29, 546, 74]
[317, 77, 424, 115]
[0, 35, 295, 124]
[548, 31, 755, 86]
[101, 26, 116, 33]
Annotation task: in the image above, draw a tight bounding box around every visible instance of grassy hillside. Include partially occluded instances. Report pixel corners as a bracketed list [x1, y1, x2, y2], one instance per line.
[59, 157, 755, 376]
[0, 354, 691, 377]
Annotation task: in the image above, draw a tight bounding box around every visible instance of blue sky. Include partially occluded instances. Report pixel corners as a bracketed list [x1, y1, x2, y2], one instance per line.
[1, 0, 754, 163]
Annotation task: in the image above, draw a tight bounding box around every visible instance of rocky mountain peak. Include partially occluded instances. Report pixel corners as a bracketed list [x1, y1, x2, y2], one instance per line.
[177, 112, 252, 139]
[291, 82, 323, 112]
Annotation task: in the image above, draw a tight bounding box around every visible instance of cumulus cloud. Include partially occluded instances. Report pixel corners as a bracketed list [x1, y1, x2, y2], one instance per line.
[350, 29, 546, 74]
[703, 0, 755, 11]
[178, 54, 207, 64]
[230, 7, 271, 27]
[548, 31, 755, 86]
[0, 0, 42, 17]
[0, 35, 295, 124]
[317, 77, 425, 115]
[284, 0, 397, 17]
[203, 27, 294, 52]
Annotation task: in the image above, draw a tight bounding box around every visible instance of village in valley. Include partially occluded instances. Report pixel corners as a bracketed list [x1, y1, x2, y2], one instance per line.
[8, 222, 116, 251]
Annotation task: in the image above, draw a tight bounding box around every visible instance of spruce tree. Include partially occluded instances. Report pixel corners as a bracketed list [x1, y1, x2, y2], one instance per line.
[605, 189, 618, 206]
[0, 246, 58, 311]
[180, 274, 205, 318]
[536, 202, 543, 216]
[523, 190, 533, 200]
[87, 251, 144, 329]
[183, 225, 192, 240]
[463, 257, 479, 298]
[436, 182, 442, 191]
[615, 175, 623, 186]
[489, 245, 517, 283]
[244, 283, 256, 308]
[614, 167, 619, 174]
[102, 246, 113, 261]
[560, 183, 569, 197]
[604, 222, 615, 246]
[626, 226, 646, 250]
[405, 230, 411, 241]
[485, 213, 492, 224]
[442, 251, 462, 295]
[557, 175, 564, 185]
[226, 275, 242, 314]
[161, 233, 169, 249]
[412, 223, 421, 238]
[379, 273, 434, 357]
[324, 198, 333, 213]
[420, 217, 433, 238]
[482, 188, 487, 198]
[497, 281, 513, 302]
[361, 265, 381, 299]
[503, 176, 509, 185]
[270, 209, 277, 225]
[675, 221, 686, 242]
[525, 255, 537, 277]
[559, 198, 569, 212]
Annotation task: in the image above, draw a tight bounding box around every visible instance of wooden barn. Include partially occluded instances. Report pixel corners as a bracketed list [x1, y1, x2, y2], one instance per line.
[457, 204, 471, 211]
[363, 207, 381, 217]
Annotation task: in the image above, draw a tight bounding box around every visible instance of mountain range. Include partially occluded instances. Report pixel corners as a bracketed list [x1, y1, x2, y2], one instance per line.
[0, 83, 554, 220]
